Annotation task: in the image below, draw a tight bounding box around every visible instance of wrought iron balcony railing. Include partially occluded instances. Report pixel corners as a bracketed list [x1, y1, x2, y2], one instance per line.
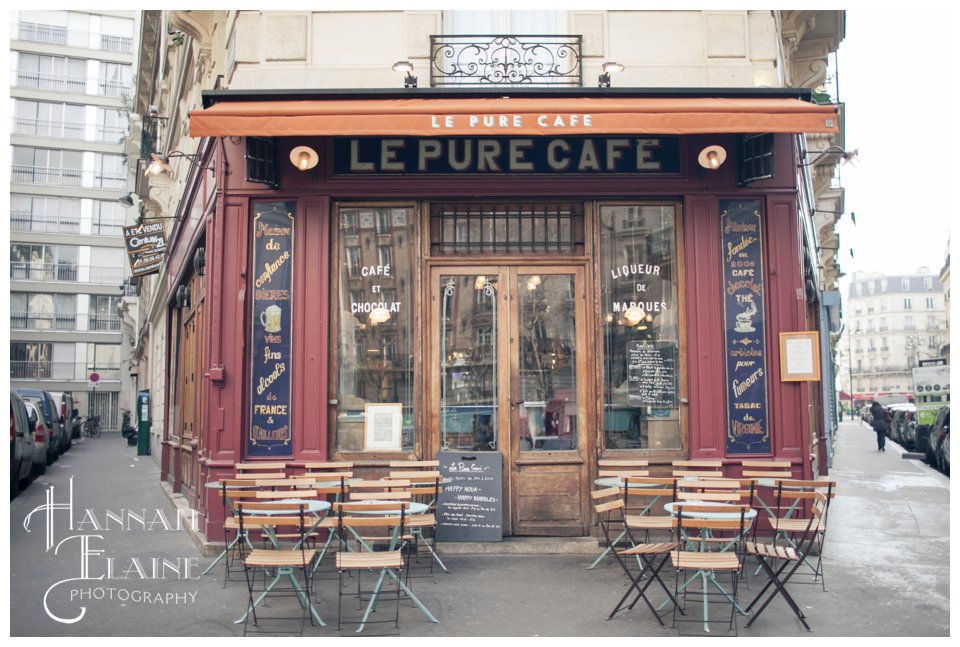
[10, 262, 125, 284]
[12, 118, 86, 140]
[10, 210, 124, 235]
[11, 164, 82, 186]
[11, 361, 121, 382]
[430, 34, 582, 87]
[10, 312, 122, 333]
[13, 21, 133, 52]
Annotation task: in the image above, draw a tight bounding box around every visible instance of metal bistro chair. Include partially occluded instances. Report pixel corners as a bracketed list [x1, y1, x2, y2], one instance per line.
[598, 458, 650, 478]
[740, 460, 794, 519]
[670, 504, 749, 635]
[334, 502, 408, 633]
[211, 478, 263, 586]
[235, 502, 323, 636]
[388, 470, 448, 578]
[672, 459, 724, 479]
[592, 486, 681, 626]
[744, 492, 825, 631]
[235, 461, 289, 481]
[306, 472, 354, 576]
[622, 476, 679, 545]
[766, 480, 835, 591]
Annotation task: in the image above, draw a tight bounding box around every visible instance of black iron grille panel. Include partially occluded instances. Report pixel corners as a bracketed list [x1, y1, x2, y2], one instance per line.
[245, 136, 279, 188]
[430, 202, 585, 255]
[430, 34, 582, 87]
[738, 133, 775, 187]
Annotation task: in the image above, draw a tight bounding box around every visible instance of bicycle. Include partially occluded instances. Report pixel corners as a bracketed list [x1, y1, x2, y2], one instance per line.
[83, 415, 101, 438]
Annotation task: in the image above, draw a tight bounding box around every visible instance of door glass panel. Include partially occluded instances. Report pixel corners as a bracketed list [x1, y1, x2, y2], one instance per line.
[518, 274, 578, 451]
[440, 274, 498, 451]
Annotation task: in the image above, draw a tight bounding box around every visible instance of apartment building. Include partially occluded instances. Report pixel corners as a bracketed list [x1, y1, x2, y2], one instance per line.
[9, 10, 138, 430]
[843, 269, 947, 407]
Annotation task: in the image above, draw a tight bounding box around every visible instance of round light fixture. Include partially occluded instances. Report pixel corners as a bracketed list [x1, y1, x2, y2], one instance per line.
[369, 307, 391, 325]
[697, 145, 727, 170]
[289, 145, 319, 171]
[623, 305, 644, 326]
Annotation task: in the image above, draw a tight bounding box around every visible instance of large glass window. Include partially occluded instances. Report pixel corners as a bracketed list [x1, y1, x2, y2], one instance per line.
[599, 204, 681, 451]
[335, 206, 416, 452]
[98, 62, 131, 96]
[10, 194, 81, 233]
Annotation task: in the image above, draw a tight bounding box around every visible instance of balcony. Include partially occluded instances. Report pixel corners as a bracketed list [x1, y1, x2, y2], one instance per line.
[12, 117, 85, 140]
[10, 210, 123, 236]
[13, 21, 133, 52]
[11, 164, 82, 186]
[11, 117, 127, 143]
[10, 165, 126, 189]
[10, 312, 122, 333]
[13, 69, 88, 94]
[10, 262, 125, 284]
[11, 361, 121, 382]
[13, 70, 130, 98]
[430, 34, 582, 87]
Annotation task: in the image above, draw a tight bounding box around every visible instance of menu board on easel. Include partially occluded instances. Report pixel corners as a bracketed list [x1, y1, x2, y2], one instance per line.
[436, 452, 503, 542]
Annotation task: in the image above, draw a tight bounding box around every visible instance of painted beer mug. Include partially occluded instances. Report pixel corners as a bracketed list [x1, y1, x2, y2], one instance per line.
[260, 304, 282, 333]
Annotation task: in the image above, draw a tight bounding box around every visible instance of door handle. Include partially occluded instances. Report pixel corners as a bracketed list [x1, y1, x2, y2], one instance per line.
[511, 400, 524, 407]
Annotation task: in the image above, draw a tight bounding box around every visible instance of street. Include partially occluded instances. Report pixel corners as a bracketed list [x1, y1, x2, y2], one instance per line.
[9, 421, 950, 637]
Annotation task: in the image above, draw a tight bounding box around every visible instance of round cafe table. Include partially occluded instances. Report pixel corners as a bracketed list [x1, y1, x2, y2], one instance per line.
[233, 498, 332, 627]
[338, 499, 438, 631]
[663, 500, 757, 632]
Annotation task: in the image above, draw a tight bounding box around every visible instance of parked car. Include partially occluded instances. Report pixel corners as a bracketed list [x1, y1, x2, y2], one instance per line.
[22, 401, 48, 478]
[901, 416, 918, 451]
[13, 388, 66, 464]
[926, 406, 950, 468]
[48, 391, 80, 441]
[11, 391, 36, 497]
[888, 404, 916, 448]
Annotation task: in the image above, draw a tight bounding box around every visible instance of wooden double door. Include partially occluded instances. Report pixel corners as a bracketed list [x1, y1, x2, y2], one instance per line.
[428, 265, 591, 536]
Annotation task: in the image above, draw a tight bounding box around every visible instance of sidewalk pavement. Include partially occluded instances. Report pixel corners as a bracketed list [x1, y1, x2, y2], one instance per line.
[8, 421, 950, 638]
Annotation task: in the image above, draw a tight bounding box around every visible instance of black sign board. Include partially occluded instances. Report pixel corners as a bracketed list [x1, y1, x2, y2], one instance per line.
[720, 200, 770, 454]
[334, 136, 680, 175]
[247, 202, 295, 457]
[436, 452, 503, 542]
[123, 220, 167, 277]
[627, 340, 678, 407]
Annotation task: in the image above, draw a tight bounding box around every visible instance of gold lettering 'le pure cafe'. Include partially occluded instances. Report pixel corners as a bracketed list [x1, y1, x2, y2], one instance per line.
[167, 88, 838, 539]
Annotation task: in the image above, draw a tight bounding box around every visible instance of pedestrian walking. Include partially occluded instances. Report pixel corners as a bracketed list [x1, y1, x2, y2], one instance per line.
[869, 400, 890, 451]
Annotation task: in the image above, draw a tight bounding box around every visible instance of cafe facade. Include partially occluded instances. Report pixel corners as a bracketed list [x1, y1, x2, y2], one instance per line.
[167, 88, 838, 540]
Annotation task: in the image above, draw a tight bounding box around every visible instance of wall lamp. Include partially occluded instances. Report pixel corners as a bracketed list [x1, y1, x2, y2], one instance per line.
[392, 61, 417, 88]
[598, 62, 624, 88]
[118, 192, 140, 207]
[697, 145, 727, 170]
[144, 151, 210, 177]
[289, 145, 319, 171]
[799, 146, 859, 167]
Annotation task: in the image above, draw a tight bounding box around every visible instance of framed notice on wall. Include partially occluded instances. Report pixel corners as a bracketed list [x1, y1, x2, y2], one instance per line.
[779, 332, 821, 382]
[364, 403, 403, 451]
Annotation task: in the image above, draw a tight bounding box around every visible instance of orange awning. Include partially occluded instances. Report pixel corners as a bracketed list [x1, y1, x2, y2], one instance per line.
[189, 97, 838, 137]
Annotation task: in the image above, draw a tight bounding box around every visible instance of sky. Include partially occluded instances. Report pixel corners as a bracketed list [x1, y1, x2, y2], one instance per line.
[833, 8, 954, 283]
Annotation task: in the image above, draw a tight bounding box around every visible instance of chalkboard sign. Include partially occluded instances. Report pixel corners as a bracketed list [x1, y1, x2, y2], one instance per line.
[627, 341, 678, 407]
[436, 452, 503, 542]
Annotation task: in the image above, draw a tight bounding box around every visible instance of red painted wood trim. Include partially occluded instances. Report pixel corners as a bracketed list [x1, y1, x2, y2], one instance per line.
[683, 195, 726, 458]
